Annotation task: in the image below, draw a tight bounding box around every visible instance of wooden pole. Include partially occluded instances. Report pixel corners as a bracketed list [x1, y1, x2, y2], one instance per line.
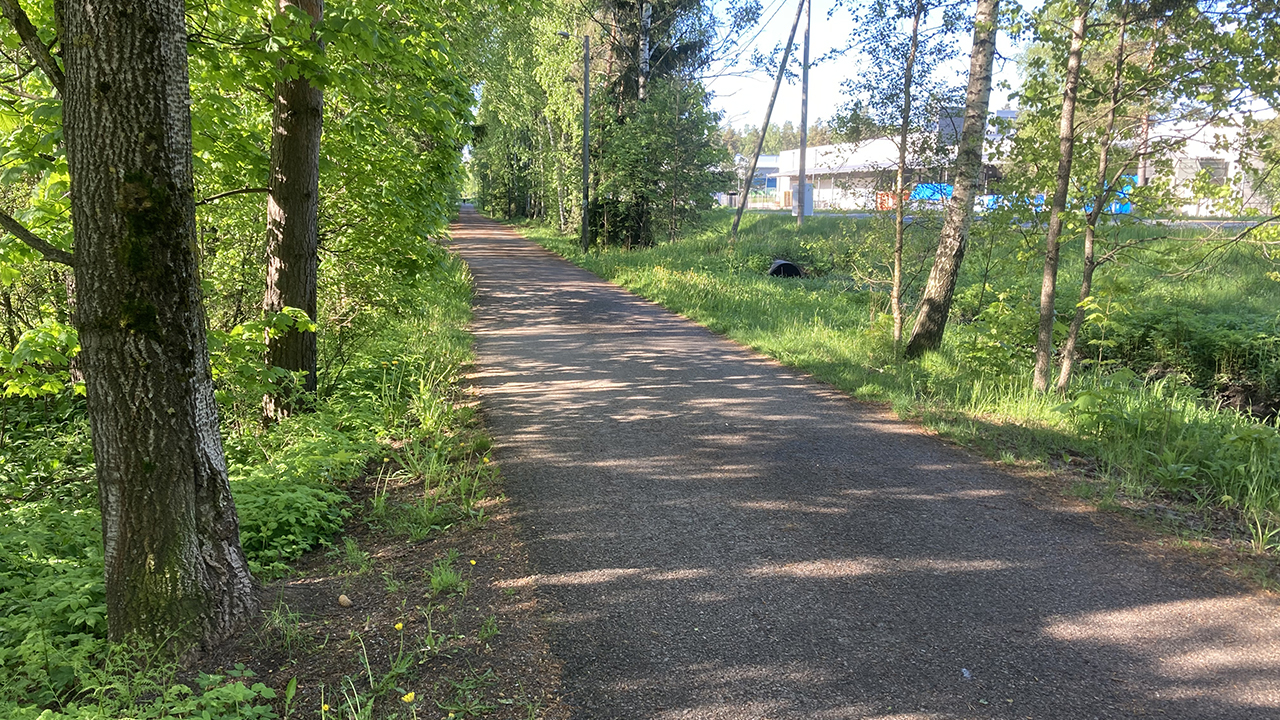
[582, 34, 591, 251]
[797, 0, 811, 227]
[731, 0, 806, 240]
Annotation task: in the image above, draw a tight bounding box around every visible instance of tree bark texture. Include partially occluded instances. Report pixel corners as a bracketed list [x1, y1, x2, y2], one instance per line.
[1032, 7, 1087, 393]
[893, 0, 925, 345]
[264, 0, 324, 419]
[62, 0, 255, 647]
[1057, 9, 1127, 392]
[903, 0, 999, 358]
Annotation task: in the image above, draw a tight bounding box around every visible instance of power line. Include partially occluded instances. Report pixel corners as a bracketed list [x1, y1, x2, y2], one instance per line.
[710, 0, 792, 76]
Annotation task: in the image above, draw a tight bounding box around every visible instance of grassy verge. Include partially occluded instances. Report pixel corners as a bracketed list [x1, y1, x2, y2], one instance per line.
[1, 249, 565, 719]
[513, 211, 1280, 576]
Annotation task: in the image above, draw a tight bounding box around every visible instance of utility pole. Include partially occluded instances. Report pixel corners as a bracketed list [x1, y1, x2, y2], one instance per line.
[797, 0, 811, 227]
[731, 0, 806, 240]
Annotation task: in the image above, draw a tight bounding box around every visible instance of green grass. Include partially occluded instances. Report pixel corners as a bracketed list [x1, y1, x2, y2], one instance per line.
[514, 209, 1280, 554]
[426, 550, 467, 597]
[0, 249, 483, 718]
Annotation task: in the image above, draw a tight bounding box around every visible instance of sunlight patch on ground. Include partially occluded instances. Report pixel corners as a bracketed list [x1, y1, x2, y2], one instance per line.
[747, 557, 1025, 578]
[839, 487, 1010, 501]
[1043, 597, 1280, 707]
[497, 566, 712, 588]
[733, 499, 849, 514]
[489, 378, 634, 395]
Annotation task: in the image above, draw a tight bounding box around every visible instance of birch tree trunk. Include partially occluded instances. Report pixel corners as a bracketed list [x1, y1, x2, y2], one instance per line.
[639, 1, 651, 102]
[548, 117, 567, 231]
[903, 0, 999, 358]
[893, 0, 925, 345]
[1057, 9, 1127, 392]
[1032, 7, 1088, 393]
[264, 0, 324, 420]
[63, 0, 255, 647]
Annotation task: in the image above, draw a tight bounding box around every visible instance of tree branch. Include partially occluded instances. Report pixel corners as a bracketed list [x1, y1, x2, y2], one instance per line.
[1163, 214, 1280, 278]
[0, 0, 64, 94]
[195, 186, 269, 206]
[0, 209, 74, 266]
[1098, 236, 1168, 267]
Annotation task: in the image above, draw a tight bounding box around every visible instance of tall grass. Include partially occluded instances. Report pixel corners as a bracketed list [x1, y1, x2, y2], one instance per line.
[517, 211, 1280, 552]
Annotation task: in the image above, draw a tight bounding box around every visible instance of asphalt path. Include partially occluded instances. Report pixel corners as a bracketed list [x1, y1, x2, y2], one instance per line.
[449, 207, 1280, 720]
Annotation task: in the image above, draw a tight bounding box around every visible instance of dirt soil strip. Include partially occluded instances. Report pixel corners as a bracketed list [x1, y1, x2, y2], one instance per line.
[448, 208, 1280, 720]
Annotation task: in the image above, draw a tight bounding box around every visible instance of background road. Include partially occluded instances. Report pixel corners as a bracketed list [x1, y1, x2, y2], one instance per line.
[450, 207, 1280, 720]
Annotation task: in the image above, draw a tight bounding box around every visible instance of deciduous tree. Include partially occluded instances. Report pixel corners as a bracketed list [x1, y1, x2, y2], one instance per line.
[264, 0, 325, 419]
[62, 0, 255, 646]
[904, 0, 999, 357]
[1031, 1, 1088, 393]
[839, 0, 961, 345]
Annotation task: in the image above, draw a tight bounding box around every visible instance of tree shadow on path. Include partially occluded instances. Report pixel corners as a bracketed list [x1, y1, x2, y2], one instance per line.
[450, 208, 1280, 720]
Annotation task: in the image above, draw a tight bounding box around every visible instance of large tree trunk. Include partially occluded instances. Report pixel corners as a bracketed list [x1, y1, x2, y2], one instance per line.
[63, 0, 255, 647]
[893, 0, 925, 346]
[1057, 8, 1127, 392]
[1032, 7, 1088, 393]
[264, 0, 324, 420]
[903, 0, 999, 358]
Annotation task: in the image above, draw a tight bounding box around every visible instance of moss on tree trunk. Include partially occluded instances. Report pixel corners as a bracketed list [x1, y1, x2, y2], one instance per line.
[63, 0, 256, 649]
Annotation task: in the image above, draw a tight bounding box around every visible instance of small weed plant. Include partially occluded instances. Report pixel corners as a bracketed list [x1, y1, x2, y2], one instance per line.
[427, 551, 468, 597]
[477, 615, 500, 643]
[260, 598, 305, 660]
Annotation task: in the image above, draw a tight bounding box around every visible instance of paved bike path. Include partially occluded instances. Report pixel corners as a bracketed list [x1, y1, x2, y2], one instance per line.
[450, 208, 1280, 720]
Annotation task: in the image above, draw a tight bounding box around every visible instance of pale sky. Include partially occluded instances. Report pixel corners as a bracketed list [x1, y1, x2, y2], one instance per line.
[704, 0, 1026, 132]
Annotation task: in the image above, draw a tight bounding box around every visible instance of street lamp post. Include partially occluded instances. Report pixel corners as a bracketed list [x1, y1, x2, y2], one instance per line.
[558, 31, 590, 251]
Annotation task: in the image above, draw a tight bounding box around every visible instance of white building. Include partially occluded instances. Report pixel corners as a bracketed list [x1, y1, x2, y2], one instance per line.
[771, 138, 955, 211]
[717, 154, 782, 208]
[1148, 121, 1274, 217]
[762, 116, 1274, 217]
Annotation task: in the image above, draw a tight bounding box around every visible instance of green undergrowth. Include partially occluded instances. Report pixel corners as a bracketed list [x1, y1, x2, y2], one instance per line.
[0, 250, 479, 718]
[517, 211, 1280, 557]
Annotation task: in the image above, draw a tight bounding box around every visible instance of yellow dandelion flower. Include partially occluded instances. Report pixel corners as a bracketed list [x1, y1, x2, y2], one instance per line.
[322, 704, 330, 712]
[469, 560, 476, 565]
[395, 622, 404, 631]
[401, 691, 415, 703]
